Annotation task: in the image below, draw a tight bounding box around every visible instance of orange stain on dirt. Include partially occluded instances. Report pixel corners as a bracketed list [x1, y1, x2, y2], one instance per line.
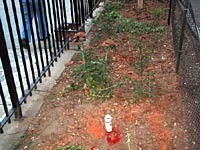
[146, 111, 171, 150]
[86, 126, 105, 138]
[83, 111, 122, 147]
[86, 118, 105, 139]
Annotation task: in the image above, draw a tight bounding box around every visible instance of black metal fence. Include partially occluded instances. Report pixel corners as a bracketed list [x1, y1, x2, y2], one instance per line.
[0, 0, 102, 133]
[170, 0, 200, 149]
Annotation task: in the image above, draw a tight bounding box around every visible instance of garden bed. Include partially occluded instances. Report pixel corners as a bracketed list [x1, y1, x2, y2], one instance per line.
[16, 0, 190, 150]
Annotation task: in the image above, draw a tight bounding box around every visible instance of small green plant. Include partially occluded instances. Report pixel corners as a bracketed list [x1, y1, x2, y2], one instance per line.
[149, 7, 165, 27]
[9, 142, 21, 150]
[132, 42, 155, 99]
[95, 3, 165, 39]
[68, 36, 124, 100]
[133, 41, 151, 75]
[9, 135, 24, 150]
[104, 1, 123, 13]
[71, 44, 110, 99]
[149, 7, 165, 48]
[133, 68, 155, 99]
[126, 128, 131, 150]
[53, 145, 83, 150]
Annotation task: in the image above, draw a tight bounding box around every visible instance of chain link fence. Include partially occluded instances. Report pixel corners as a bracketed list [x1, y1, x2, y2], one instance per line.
[170, 0, 200, 149]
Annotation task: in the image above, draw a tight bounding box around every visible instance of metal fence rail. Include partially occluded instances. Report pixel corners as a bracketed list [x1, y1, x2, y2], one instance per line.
[0, 0, 102, 133]
[58, 0, 102, 40]
[170, 0, 200, 149]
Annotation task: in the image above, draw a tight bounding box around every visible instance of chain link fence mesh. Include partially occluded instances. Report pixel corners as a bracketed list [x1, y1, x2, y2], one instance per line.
[171, 0, 200, 149]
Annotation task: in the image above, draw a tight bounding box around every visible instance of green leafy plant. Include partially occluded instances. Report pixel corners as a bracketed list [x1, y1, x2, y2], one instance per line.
[94, 5, 164, 38]
[132, 42, 155, 99]
[71, 45, 110, 99]
[9, 142, 21, 150]
[104, 1, 123, 13]
[53, 145, 83, 150]
[133, 68, 155, 99]
[114, 15, 164, 35]
[9, 134, 32, 150]
[149, 7, 165, 27]
[133, 41, 151, 75]
[68, 36, 124, 100]
[149, 7, 165, 48]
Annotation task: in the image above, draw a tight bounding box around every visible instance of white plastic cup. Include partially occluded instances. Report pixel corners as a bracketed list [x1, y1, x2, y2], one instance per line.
[104, 114, 112, 132]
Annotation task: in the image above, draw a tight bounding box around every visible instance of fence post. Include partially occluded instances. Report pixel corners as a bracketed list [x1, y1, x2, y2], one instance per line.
[176, 0, 189, 73]
[168, 0, 172, 25]
[73, 0, 80, 30]
[0, 19, 22, 119]
[88, 0, 93, 18]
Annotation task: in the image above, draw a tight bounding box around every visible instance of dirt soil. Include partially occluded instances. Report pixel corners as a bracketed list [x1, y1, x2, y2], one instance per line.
[18, 1, 190, 150]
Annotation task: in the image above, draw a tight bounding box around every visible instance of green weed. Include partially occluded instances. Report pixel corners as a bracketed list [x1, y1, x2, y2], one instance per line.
[133, 41, 151, 75]
[103, 2, 123, 13]
[68, 40, 124, 100]
[148, 7, 166, 48]
[93, 10, 164, 39]
[132, 69, 155, 99]
[53, 145, 83, 150]
[9, 142, 21, 150]
[9, 134, 31, 150]
[149, 7, 165, 27]
[132, 42, 156, 99]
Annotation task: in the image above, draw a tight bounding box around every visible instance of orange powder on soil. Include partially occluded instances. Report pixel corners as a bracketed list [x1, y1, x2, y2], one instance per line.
[146, 111, 171, 150]
[85, 115, 121, 146]
[86, 118, 105, 139]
